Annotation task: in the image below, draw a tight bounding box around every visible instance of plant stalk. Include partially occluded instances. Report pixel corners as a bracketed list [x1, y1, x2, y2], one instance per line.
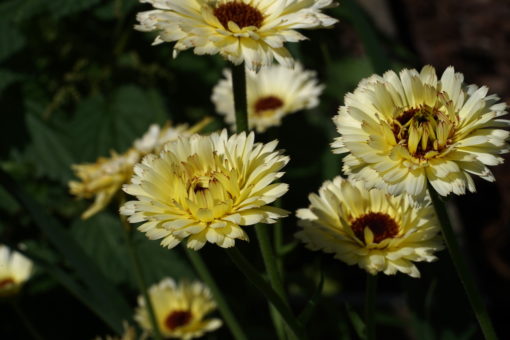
[365, 274, 377, 340]
[11, 300, 45, 340]
[231, 63, 249, 132]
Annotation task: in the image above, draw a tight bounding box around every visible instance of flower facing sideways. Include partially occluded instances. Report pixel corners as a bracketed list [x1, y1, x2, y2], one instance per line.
[212, 63, 324, 132]
[295, 177, 443, 277]
[135, 0, 337, 71]
[120, 130, 289, 250]
[135, 278, 222, 339]
[332, 66, 510, 198]
[0, 245, 33, 297]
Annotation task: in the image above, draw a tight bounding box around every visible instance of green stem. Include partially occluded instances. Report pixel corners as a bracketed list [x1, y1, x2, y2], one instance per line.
[365, 274, 377, 340]
[11, 300, 45, 340]
[184, 247, 249, 340]
[231, 62, 248, 133]
[226, 248, 307, 340]
[428, 187, 498, 340]
[121, 219, 163, 340]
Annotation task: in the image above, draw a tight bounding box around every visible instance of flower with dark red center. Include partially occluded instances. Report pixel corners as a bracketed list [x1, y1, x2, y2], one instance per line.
[296, 177, 443, 278]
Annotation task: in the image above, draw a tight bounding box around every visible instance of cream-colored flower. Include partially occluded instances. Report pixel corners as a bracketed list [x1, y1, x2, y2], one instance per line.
[332, 66, 510, 198]
[121, 130, 289, 250]
[135, 278, 222, 339]
[70, 120, 210, 219]
[295, 177, 443, 278]
[0, 245, 33, 297]
[93, 323, 137, 340]
[135, 0, 337, 71]
[212, 63, 324, 132]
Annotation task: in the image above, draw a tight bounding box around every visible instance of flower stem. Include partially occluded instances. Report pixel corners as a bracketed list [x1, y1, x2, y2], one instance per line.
[184, 247, 249, 340]
[428, 187, 498, 340]
[11, 300, 45, 340]
[231, 62, 248, 132]
[226, 247, 307, 340]
[120, 218, 163, 340]
[365, 274, 377, 340]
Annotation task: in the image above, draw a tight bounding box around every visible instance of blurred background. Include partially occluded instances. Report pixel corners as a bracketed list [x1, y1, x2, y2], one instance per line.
[0, 0, 509, 339]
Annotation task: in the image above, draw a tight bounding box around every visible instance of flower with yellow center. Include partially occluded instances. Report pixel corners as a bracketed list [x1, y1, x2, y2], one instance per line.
[135, 0, 338, 71]
[295, 177, 443, 277]
[332, 66, 510, 198]
[70, 120, 210, 219]
[0, 245, 33, 297]
[212, 63, 324, 132]
[120, 130, 289, 250]
[135, 278, 222, 339]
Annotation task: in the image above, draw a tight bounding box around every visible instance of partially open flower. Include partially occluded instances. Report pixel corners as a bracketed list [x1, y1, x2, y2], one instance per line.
[135, 278, 222, 339]
[0, 245, 33, 297]
[121, 130, 289, 250]
[332, 66, 510, 198]
[212, 63, 324, 132]
[135, 0, 337, 71]
[295, 177, 443, 278]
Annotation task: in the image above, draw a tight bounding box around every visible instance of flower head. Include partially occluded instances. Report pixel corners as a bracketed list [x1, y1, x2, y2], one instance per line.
[135, 278, 222, 339]
[332, 66, 510, 198]
[295, 177, 443, 277]
[212, 63, 324, 132]
[135, 0, 337, 71]
[70, 121, 209, 219]
[0, 245, 33, 297]
[121, 130, 289, 250]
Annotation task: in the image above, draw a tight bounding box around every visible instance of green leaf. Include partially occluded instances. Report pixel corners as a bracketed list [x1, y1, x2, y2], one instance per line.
[298, 268, 324, 325]
[0, 22, 25, 62]
[0, 69, 23, 95]
[47, 0, 101, 19]
[345, 303, 366, 340]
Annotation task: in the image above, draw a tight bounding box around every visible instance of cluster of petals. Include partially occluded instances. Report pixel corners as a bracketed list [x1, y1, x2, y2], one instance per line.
[332, 65, 510, 198]
[135, 278, 221, 339]
[295, 177, 443, 277]
[212, 62, 324, 132]
[120, 130, 289, 250]
[0, 245, 33, 297]
[135, 0, 337, 71]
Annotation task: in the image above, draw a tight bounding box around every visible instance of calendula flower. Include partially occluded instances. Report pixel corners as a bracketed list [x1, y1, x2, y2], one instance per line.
[70, 120, 210, 219]
[295, 177, 443, 277]
[212, 63, 324, 132]
[93, 323, 137, 340]
[332, 66, 510, 198]
[121, 130, 289, 250]
[0, 245, 33, 297]
[135, 278, 222, 339]
[135, 0, 338, 71]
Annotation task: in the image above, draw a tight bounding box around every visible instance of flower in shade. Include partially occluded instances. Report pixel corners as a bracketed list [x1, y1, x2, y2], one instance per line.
[120, 130, 289, 250]
[212, 63, 324, 132]
[332, 66, 510, 198]
[295, 177, 443, 277]
[135, 0, 337, 71]
[135, 278, 222, 339]
[69, 120, 210, 219]
[0, 245, 33, 297]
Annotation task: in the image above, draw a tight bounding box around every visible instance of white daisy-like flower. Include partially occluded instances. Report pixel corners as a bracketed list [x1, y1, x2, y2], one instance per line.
[295, 177, 443, 278]
[332, 65, 510, 198]
[135, 0, 338, 71]
[135, 278, 222, 339]
[0, 245, 33, 297]
[120, 130, 289, 250]
[212, 63, 324, 132]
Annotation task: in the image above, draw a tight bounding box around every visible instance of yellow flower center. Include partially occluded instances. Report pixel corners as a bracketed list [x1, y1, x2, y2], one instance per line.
[350, 212, 399, 244]
[0, 277, 15, 289]
[254, 96, 284, 116]
[392, 104, 457, 159]
[214, 2, 264, 29]
[164, 310, 193, 331]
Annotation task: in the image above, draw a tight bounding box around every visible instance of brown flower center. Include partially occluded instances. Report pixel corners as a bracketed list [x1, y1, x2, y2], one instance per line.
[0, 278, 15, 289]
[214, 2, 263, 29]
[254, 96, 284, 115]
[164, 310, 193, 331]
[350, 212, 399, 244]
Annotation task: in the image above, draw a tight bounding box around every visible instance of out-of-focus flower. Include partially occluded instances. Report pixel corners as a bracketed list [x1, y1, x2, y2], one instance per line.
[135, 0, 337, 71]
[70, 120, 210, 219]
[295, 177, 443, 278]
[0, 245, 33, 297]
[135, 278, 222, 339]
[93, 323, 137, 340]
[212, 63, 324, 132]
[332, 66, 510, 198]
[121, 130, 289, 250]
